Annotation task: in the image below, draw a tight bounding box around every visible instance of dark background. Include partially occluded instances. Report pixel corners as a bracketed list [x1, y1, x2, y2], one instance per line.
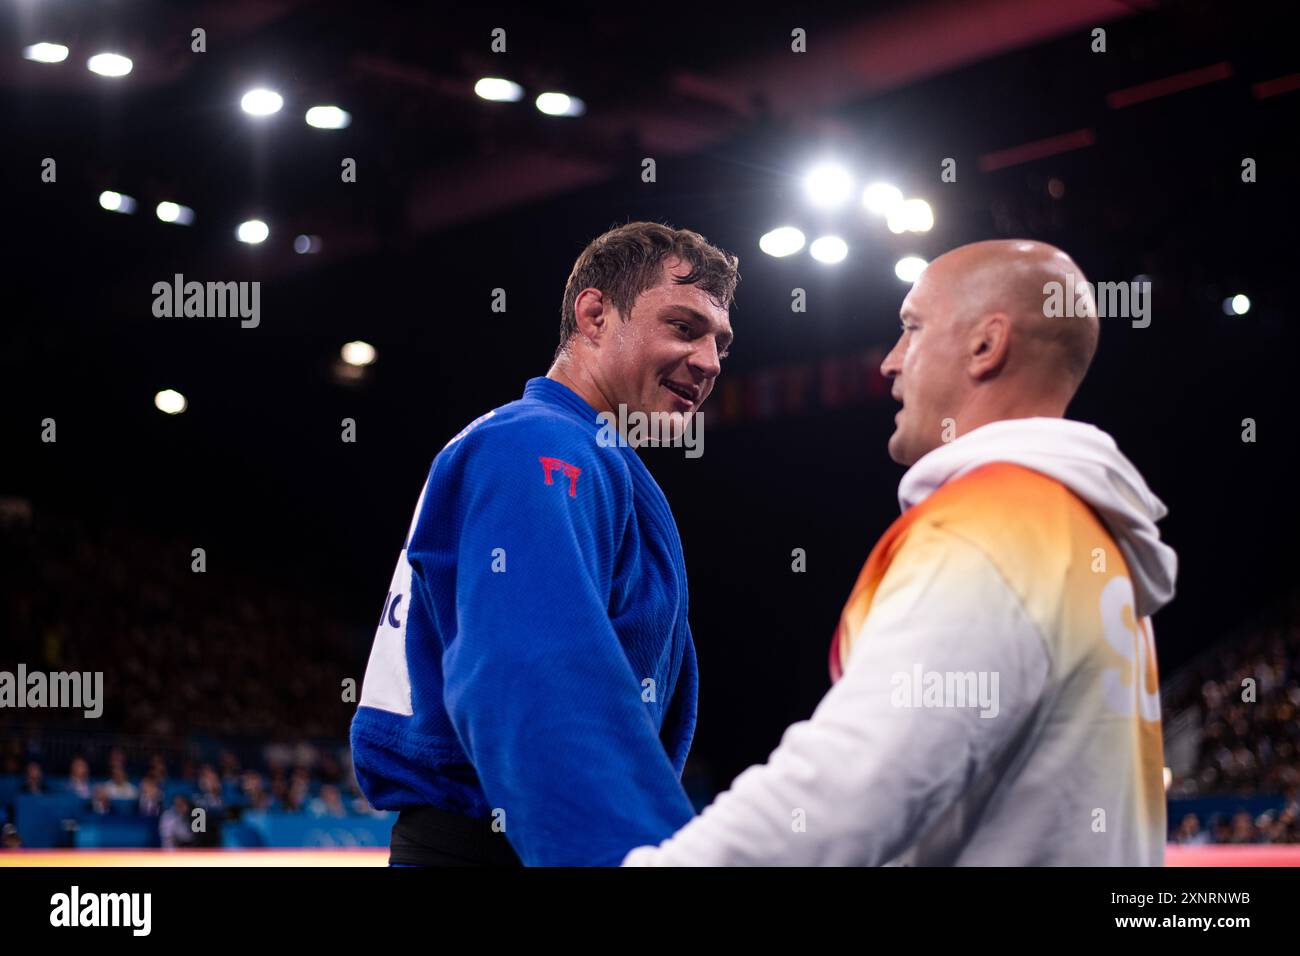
[3, 0, 1297, 789]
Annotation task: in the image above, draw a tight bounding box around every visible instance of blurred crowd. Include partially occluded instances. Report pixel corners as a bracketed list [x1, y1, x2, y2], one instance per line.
[0, 507, 361, 738]
[0, 506, 378, 848]
[1165, 613, 1300, 798]
[1169, 789, 1300, 846]
[0, 736, 380, 849]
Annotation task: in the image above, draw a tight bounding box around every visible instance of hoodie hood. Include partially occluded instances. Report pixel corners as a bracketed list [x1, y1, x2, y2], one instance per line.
[898, 417, 1177, 618]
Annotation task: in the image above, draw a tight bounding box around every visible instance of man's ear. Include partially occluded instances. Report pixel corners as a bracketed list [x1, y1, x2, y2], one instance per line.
[574, 287, 610, 346]
[969, 312, 1010, 380]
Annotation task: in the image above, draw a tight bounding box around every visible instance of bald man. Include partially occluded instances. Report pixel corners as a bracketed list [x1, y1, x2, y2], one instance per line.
[623, 240, 1177, 866]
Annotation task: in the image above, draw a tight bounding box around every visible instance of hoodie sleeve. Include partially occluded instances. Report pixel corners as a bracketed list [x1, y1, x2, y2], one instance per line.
[433, 419, 696, 866]
[622, 521, 1050, 866]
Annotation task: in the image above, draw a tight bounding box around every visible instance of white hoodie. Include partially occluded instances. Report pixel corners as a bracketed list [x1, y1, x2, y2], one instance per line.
[898, 417, 1176, 619]
[624, 417, 1177, 866]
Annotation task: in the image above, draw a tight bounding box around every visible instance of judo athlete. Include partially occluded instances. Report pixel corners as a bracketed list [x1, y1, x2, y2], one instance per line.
[351, 222, 739, 865]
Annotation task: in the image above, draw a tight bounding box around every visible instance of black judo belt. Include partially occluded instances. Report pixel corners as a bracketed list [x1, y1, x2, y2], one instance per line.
[389, 805, 523, 867]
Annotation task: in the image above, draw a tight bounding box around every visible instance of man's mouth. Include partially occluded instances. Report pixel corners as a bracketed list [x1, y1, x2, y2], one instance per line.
[661, 379, 699, 407]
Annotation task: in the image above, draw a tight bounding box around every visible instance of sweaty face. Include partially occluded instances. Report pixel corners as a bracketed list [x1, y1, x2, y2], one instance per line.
[880, 261, 969, 466]
[599, 257, 733, 423]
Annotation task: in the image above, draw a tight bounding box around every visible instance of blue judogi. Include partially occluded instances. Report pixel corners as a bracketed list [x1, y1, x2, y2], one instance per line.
[350, 377, 697, 865]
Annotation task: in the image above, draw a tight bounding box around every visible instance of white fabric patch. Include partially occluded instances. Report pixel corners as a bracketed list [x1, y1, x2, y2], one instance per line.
[359, 549, 415, 716]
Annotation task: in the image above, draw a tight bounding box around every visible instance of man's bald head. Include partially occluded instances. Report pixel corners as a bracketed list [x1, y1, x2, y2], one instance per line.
[929, 239, 1099, 388]
[880, 239, 1100, 465]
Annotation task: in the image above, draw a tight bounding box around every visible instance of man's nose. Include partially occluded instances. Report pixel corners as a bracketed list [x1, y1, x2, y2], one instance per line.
[880, 344, 902, 379]
[690, 338, 722, 378]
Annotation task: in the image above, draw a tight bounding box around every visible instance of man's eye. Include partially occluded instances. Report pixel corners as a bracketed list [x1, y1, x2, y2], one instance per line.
[671, 321, 691, 334]
[718, 349, 730, 361]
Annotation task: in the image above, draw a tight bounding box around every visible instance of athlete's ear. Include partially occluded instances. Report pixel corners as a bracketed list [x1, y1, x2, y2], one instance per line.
[969, 312, 1010, 380]
[573, 287, 610, 346]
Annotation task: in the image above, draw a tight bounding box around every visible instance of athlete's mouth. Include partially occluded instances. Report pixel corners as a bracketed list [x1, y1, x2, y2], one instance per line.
[661, 379, 699, 405]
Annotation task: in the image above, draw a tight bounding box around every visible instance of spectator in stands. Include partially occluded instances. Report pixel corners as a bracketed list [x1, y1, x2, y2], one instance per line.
[1, 823, 20, 849]
[219, 750, 241, 788]
[1255, 811, 1284, 843]
[268, 766, 288, 807]
[1276, 806, 1299, 843]
[23, 761, 44, 795]
[1228, 809, 1257, 843]
[138, 777, 163, 817]
[308, 784, 347, 819]
[90, 784, 112, 815]
[195, 764, 224, 813]
[67, 756, 91, 799]
[240, 770, 273, 811]
[284, 771, 310, 814]
[103, 763, 138, 800]
[290, 785, 308, 813]
[160, 795, 197, 849]
[1173, 813, 1210, 845]
[147, 754, 169, 789]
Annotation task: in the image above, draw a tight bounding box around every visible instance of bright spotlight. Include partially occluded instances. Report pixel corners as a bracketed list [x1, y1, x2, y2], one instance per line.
[1226, 294, 1251, 316]
[887, 198, 934, 234]
[154, 389, 187, 415]
[341, 341, 377, 367]
[535, 92, 585, 117]
[241, 88, 283, 116]
[862, 182, 904, 216]
[24, 43, 69, 64]
[809, 235, 848, 264]
[758, 226, 806, 258]
[305, 105, 350, 129]
[87, 52, 132, 77]
[99, 190, 136, 214]
[894, 256, 928, 283]
[475, 77, 524, 102]
[236, 219, 269, 244]
[155, 202, 195, 225]
[902, 198, 934, 232]
[804, 163, 853, 210]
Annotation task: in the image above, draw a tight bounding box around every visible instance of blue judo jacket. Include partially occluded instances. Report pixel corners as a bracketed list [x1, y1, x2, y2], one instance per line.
[350, 377, 698, 865]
